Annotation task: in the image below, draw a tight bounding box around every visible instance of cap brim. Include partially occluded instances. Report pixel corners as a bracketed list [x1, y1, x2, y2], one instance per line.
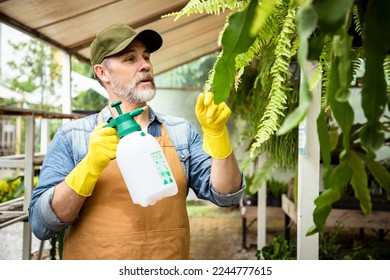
[135, 30, 163, 53]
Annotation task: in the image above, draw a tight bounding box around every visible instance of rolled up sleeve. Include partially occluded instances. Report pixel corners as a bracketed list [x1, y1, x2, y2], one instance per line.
[210, 172, 246, 207]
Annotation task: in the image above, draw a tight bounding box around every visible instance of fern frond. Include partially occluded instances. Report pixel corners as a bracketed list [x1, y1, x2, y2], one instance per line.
[203, 50, 223, 93]
[249, 156, 279, 194]
[235, 7, 282, 80]
[351, 57, 362, 78]
[352, 4, 362, 36]
[319, 39, 332, 108]
[384, 55, 390, 95]
[163, 0, 241, 20]
[309, 60, 322, 90]
[250, 3, 297, 157]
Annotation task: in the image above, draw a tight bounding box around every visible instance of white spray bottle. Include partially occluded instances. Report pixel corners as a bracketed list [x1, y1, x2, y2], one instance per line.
[105, 100, 178, 207]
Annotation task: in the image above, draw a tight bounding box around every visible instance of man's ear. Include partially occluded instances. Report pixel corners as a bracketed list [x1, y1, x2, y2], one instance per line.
[94, 64, 110, 83]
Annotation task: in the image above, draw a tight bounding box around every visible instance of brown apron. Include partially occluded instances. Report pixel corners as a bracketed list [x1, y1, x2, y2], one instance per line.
[63, 120, 189, 260]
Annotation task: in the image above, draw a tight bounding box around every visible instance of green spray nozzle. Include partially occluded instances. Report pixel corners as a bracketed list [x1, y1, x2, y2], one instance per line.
[104, 100, 147, 138]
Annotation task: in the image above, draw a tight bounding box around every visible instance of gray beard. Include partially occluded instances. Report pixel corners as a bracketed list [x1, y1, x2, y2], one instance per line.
[110, 72, 156, 103]
[118, 87, 156, 103]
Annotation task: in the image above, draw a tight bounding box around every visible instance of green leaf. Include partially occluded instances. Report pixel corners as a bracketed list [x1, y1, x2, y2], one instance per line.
[314, 183, 342, 207]
[317, 109, 333, 189]
[334, 35, 353, 102]
[249, 156, 279, 194]
[212, 0, 277, 104]
[313, 0, 355, 34]
[348, 151, 371, 215]
[326, 34, 354, 150]
[331, 99, 354, 149]
[360, 123, 385, 152]
[306, 224, 319, 236]
[317, 109, 331, 166]
[277, 103, 307, 135]
[213, 56, 236, 103]
[308, 204, 332, 235]
[360, 0, 390, 152]
[328, 126, 339, 152]
[360, 153, 390, 198]
[311, 161, 351, 234]
[329, 150, 352, 189]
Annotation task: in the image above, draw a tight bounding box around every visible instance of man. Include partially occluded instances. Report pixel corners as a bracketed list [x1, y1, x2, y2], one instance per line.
[28, 23, 245, 260]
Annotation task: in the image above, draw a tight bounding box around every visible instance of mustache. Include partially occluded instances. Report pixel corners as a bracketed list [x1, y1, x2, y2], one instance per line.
[134, 72, 154, 86]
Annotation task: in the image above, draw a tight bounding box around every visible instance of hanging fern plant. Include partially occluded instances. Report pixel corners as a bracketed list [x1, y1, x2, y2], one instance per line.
[168, 0, 390, 235]
[170, 0, 300, 191]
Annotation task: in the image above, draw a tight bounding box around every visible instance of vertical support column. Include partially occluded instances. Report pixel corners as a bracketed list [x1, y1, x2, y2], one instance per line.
[0, 23, 2, 79]
[40, 118, 49, 154]
[15, 115, 22, 154]
[22, 115, 35, 260]
[257, 153, 267, 252]
[62, 52, 72, 120]
[296, 61, 321, 260]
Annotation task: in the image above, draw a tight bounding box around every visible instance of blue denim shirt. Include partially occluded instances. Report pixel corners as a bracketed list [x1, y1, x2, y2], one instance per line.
[28, 106, 245, 240]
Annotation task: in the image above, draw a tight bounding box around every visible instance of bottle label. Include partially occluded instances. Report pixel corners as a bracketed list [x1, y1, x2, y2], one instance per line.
[150, 150, 174, 185]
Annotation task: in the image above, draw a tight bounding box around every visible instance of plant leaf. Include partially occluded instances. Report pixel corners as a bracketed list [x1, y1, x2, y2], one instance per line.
[212, 0, 277, 104]
[307, 204, 332, 235]
[249, 156, 279, 194]
[360, 123, 385, 152]
[317, 109, 331, 166]
[317, 109, 333, 189]
[311, 159, 352, 233]
[360, 0, 390, 152]
[359, 153, 390, 199]
[313, 0, 355, 34]
[348, 150, 371, 215]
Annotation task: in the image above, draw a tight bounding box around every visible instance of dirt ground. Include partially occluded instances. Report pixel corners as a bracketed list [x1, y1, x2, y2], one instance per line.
[188, 202, 285, 260]
[187, 202, 390, 260]
[189, 216, 257, 260]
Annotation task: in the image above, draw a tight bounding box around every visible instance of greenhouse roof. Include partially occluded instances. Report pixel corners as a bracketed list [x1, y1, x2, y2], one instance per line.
[0, 0, 228, 75]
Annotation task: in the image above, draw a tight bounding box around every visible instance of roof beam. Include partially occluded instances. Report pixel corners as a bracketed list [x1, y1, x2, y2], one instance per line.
[67, 2, 188, 52]
[0, 12, 71, 53]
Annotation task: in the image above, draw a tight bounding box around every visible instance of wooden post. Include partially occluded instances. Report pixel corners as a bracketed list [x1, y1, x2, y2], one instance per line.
[62, 52, 72, 119]
[257, 153, 267, 252]
[296, 61, 321, 259]
[22, 115, 34, 260]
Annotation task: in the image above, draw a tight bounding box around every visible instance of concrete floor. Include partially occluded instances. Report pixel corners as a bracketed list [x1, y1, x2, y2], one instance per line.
[0, 222, 44, 260]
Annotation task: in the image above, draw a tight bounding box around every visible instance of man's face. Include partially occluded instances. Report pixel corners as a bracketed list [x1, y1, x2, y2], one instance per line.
[105, 40, 156, 103]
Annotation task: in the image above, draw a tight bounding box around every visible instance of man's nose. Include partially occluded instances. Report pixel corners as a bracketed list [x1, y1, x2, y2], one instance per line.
[139, 58, 151, 72]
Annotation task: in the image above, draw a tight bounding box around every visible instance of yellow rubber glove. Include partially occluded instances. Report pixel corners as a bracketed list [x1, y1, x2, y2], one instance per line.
[195, 92, 233, 159]
[65, 124, 119, 197]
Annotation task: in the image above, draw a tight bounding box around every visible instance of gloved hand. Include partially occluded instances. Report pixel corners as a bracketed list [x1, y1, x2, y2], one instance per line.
[65, 124, 119, 196]
[195, 92, 232, 159]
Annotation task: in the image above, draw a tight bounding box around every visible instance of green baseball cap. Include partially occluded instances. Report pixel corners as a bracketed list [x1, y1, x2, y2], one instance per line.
[90, 23, 163, 66]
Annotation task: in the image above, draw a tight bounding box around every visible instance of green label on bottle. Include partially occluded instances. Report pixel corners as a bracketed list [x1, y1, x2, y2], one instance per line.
[150, 151, 174, 185]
